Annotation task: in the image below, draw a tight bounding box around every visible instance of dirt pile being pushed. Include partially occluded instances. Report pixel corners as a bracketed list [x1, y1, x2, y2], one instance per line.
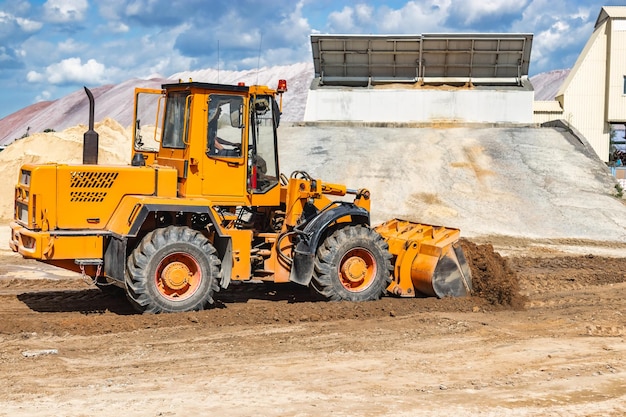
[0, 118, 131, 221]
[461, 239, 526, 309]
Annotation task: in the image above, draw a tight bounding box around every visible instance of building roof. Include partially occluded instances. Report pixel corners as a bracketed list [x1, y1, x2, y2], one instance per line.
[595, 6, 626, 28]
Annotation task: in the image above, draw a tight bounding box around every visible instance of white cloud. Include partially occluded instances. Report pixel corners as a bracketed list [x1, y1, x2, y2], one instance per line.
[376, 1, 453, 33]
[531, 18, 593, 71]
[328, 7, 356, 32]
[455, 0, 529, 25]
[15, 16, 43, 32]
[43, 0, 88, 23]
[26, 70, 44, 82]
[105, 21, 130, 33]
[27, 57, 109, 85]
[272, 0, 312, 62]
[0, 10, 11, 23]
[57, 38, 84, 54]
[147, 55, 194, 79]
[325, 3, 378, 32]
[100, 23, 197, 79]
[509, 0, 598, 72]
[35, 90, 52, 102]
[0, 47, 11, 62]
[0, 10, 42, 37]
[355, 4, 374, 25]
[124, 0, 148, 17]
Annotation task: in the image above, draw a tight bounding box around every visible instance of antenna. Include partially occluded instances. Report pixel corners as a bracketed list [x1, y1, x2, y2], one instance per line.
[217, 39, 220, 83]
[256, 33, 263, 85]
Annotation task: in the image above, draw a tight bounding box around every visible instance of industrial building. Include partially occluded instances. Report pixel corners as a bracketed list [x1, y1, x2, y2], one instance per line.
[304, 33, 534, 124]
[534, 6, 626, 162]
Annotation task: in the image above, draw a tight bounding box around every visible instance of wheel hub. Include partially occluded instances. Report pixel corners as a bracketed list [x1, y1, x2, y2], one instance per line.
[341, 256, 367, 283]
[161, 261, 191, 290]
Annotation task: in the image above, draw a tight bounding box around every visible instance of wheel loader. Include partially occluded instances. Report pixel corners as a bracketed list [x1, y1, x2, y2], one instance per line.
[9, 80, 471, 313]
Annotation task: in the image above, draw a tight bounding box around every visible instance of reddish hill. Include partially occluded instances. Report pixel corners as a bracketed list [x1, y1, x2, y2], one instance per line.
[0, 101, 56, 143]
[0, 63, 314, 147]
[0, 79, 166, 146]
[529, 69, 570, 100]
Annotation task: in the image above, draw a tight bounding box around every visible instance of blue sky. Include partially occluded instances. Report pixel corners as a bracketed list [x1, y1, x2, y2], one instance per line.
[0, 0, 624, 118]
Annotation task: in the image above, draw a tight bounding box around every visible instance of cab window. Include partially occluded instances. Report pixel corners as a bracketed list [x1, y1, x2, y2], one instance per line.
[207, 95, 244, 158]
[162, 91, 190, 149]
[250, 95, 279, 193]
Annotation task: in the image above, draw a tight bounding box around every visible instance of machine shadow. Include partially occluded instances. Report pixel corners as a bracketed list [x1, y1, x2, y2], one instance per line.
[214, 281, 324, 305]
[16, 282, 322, 315]
[17, 289, 138, 315]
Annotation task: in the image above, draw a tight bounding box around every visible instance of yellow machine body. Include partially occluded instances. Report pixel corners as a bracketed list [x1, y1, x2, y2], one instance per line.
[10, 79, 471, 313]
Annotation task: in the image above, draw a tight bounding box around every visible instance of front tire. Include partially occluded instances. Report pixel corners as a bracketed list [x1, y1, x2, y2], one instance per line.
[312, 225, 392, 301]
[125, 226, 221, 313]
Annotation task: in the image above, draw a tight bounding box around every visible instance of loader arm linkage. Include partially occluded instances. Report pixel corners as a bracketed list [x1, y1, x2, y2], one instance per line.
[282, 175, 471, 299]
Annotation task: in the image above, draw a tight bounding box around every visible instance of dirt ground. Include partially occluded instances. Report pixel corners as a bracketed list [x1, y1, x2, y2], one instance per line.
[0, 235, 624, 416]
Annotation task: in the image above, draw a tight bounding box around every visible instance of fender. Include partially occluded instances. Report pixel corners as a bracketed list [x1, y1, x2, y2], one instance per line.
[105, 196, 232, 288]
[289, 202, 370, 286]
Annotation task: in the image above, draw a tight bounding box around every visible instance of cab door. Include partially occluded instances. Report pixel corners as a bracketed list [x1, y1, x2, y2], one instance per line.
[202, 94, 247, 203]
[132, 88, 164, 166]
[156, 90, 194, 184]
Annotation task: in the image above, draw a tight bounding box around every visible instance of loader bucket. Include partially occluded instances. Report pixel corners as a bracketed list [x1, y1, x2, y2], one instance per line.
[374, 219, 472, 298]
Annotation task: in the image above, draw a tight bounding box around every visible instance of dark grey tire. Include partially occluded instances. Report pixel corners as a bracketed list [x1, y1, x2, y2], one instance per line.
[125, 226, 221, 314]
[312, 225, 392, 301]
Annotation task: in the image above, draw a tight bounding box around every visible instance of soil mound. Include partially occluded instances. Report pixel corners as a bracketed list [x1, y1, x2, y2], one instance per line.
[461, 239, 526, 309]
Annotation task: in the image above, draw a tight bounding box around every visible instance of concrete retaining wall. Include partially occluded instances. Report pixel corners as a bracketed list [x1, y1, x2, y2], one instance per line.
[304, 88, 534, 124]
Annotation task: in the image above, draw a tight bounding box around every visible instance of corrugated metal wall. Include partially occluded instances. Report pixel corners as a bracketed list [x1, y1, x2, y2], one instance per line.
[560, 21, 610, 161]
[607, 20, 626, 122]
[543, 13, 626, 162]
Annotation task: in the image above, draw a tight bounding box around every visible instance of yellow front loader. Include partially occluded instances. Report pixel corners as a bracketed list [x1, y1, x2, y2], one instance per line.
[9, 80, 471, 313]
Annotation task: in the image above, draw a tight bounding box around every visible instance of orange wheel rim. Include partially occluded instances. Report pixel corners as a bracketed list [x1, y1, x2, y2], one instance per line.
[155, 252, 202, 301]
[338, 248, 376, 292]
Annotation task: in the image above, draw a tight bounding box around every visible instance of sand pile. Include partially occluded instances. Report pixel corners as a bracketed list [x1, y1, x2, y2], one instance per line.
[278, 125, 626, 243]
[0, 118, 131, 221]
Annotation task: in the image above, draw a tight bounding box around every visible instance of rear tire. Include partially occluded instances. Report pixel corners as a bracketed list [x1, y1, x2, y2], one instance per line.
[312, 225, 392, 301]
[125, 226, 221, 314]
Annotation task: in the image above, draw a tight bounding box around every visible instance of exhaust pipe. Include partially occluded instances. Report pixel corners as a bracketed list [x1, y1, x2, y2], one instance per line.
[83, 87, 98, 164]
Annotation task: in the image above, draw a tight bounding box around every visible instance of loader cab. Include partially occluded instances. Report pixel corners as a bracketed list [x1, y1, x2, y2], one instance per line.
[131, 81, 282, 206]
